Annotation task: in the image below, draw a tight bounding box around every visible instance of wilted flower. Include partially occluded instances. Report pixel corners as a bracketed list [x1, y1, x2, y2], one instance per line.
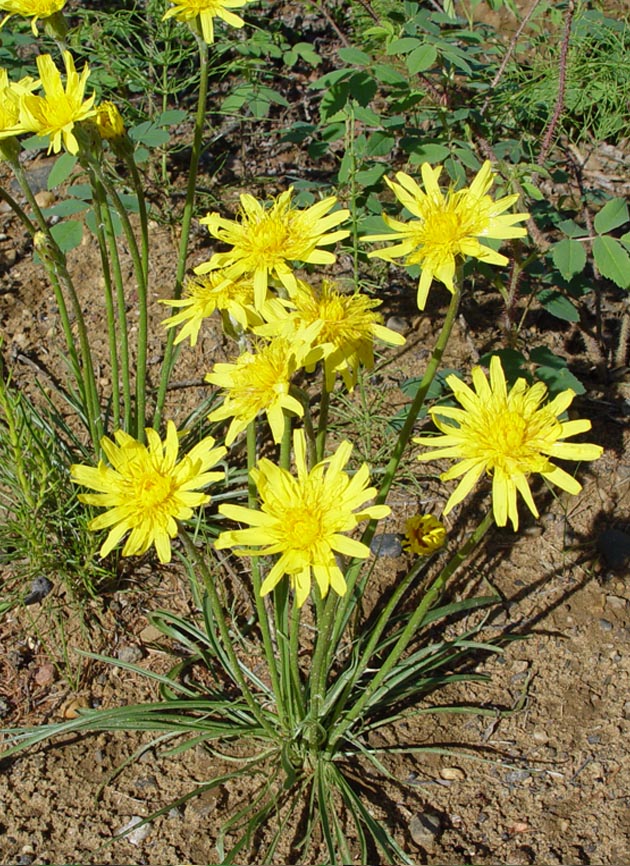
[215, 429, 390, 606]
[403, 514, 446, 555]
[95, 101, 125, 140]
[365, 161, 529, 311]
[415, 356, 603, 530]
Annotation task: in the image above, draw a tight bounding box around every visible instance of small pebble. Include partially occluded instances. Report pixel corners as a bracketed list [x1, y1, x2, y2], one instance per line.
[532, 729, 549, 745]
[598, 528, 630, 572]
[34, 663, 56, 687]
[370, 533, 402, 557]
[409, 810, 442, 850]
[386, 315, 408, 334]
[440, 766, 466, 781]
[623, 701, 630, 720]
[23, 576, 53, 606]
[605, 595, 627, 611]
[117, 644, 144, 664]
[115, 816, 152, 846]
[599, 619, 613, 632]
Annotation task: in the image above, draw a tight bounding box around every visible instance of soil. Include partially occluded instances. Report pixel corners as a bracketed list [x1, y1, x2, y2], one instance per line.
[1, 2, 630, 865]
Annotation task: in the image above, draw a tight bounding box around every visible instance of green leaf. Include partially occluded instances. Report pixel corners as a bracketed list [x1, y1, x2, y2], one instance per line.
[50, 220, 83, 253]
[366, 131, 394, 157]
[557, 218, 584, 239]
[406, 43, 437, 74]
[406, 142, 450, 163]
[537, 288, 579, 322]
[620, 231, 630, 252]
[338, 46, 371, 66]
[592, 235, 630, 288]
[156, 109, 188, 125]
[47, 153, 78, 190]
[41, 199, 89, 218]
[593, 197, 629, 234]
[355, 164, 387, 187]
[535, 364, 585, 396]
[386, 37, 420, 55]
[348, 71, 377, 106]
[550, 238, 587, 281]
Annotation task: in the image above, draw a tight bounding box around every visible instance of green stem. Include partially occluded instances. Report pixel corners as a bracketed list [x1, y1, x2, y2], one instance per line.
[325, 282, 461, 666]
[326, 510, 495, 754]
[154, 34, 210, 430]
[246, 419, 287, 730]
[123, 149, 150, 283]
[308, 588, 339, 741]
[8, 157, 102, 450]
[179, 527, 277, 737]
[316, 374, 330, 463]
[91, 163, 148, 438]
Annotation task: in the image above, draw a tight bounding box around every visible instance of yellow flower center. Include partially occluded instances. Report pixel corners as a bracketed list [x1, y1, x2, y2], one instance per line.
[413, 207, 465, 255]
[285, 503, 324, 550]
[472, 406, 557, 475]
[136, 471, 176, 513]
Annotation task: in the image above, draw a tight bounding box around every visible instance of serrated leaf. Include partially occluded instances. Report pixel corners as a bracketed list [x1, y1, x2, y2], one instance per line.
[537, 288, 579, 322]
[47, 153, 78, 190]
[338, 46, 371, 66]
[407, 43, 437, 75]
[593, 197, 629, 235]
[535, 364, 585, 396]
[550, 238, 587, 281]
[592, 235, 630, 288]
[620, 231, 630, 252]
[50, 220, 83, 253]
[557, 218, 585, 238]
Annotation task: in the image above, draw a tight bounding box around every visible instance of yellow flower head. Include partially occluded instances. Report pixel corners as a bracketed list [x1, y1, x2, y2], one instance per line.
[216, 429, 390, 606]
[161, 271, 264, 347]
[415, 356, 603, 531]
[257, 279, 406, 391]
[365, 161, 529, 311]
[403, 514, 446, 555]
[206, 337, 307, 445]
[0, 67, 38, 140]
[95, 101, 125, 140]
[19, 51, 96, 154]
[70, 421, 226, 563]
[163, 0, 249, 44]
[0, 0, 66, 36]
[197, 188, 350, 309]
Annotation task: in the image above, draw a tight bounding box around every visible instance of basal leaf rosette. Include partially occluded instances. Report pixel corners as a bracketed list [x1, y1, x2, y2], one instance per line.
[163, 0, 250, 44]
[19, 51, 96, 154]
[365, 161, 529, 311]
[71, 421, 226, 563]
[256, 278, 406, 391]
[415, 355, 603, 530]
[197, 188, 350, 309]
[215, 429, 390, 606]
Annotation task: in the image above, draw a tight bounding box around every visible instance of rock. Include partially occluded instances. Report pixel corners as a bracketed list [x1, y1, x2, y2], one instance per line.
[598, 528, 630, 572]
[115, 816, 152, 846]
[409, 809, 442, 850]
[33, 663, 56, 687]
[440, 766, 466, 781]
[370, 533, 402, 557]
[117, 644, 144, 664]
[139, 624, 163, 643]
[23, 576, 53, 605]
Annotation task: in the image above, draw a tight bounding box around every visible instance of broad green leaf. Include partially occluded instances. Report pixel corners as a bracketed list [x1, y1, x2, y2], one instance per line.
[593, 197, 629, 234]
[355, 164, 387, 187]
[366, 131, 394, 157]
[620, 231, 630, 252]
[42, 199, 89, 218]
[537, 288, 579, 322]
[557, 218, 584, 239]
[550, 238, 587, 281]
[348, 72, 377, 106]
[535, 364, 585, 396]
[373, 63, 407, 85]
[47, 153, 78, 190]
[338, 46, 371, 66]
[156, 109, 188, 125]
[50, 220, 83, 252]
[407, 43, 437, 75]
[337, 151, 353, 185]
[386, 37, 420, 55]
[592, 235, 630, 288]
[407, 142, 450, 163]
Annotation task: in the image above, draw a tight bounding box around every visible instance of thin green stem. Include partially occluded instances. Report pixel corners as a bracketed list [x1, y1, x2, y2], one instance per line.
[8, 157, 102, 450]
[326, 510, 495, 754]
[326, 283, 461, 667]
[154, 34, 210, 430]
[308, 589, 339, 741]
[179, 527, 277, 738]
[316, 374, 330, 463]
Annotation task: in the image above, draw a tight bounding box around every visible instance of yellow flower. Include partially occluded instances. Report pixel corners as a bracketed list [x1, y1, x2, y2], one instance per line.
[0, 0, 66, 36]
[415, 356, 603, 530]
[0, 67, 38, 141]
[162, 0, 249, 44]
[257, 279, 406, 391]
[215, 429, 390, 606]
[95, 101, 125, 140]
[19, 51, 96, 154]
[365, 161, 529, 311]
[161, 271, 264, 347]
[206, 337, 307, 445]
[403, 514, 446, 555]
[70, 421, 226, 563]
[197, 188, 350, 309]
